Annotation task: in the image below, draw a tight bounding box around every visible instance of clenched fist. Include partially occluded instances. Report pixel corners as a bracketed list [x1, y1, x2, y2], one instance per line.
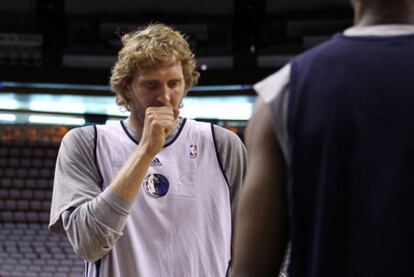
[139, 105, 177, 158]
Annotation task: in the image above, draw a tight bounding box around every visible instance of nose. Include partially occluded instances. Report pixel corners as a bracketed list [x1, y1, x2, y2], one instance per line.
[156, 84, 171, 106]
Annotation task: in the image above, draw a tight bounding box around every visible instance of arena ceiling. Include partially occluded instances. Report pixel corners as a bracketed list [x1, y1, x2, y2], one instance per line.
[0, 0, 351, 15]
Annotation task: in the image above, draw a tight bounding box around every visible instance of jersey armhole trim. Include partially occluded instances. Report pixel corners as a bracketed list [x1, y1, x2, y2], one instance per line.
[93, 125, 104, 191]
[211, 124, 230, 188]
[84, 261, 88, 277]
[225, 259, 232, 277]
[95, 259, 101, 277]
[164, 117, 187, 148]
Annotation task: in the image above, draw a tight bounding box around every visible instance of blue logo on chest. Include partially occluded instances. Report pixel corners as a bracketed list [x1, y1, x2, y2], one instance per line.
[143, 173, 169, 198]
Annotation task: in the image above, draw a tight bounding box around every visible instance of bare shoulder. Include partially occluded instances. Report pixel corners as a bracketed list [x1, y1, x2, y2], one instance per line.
[246, 100, 283, 167]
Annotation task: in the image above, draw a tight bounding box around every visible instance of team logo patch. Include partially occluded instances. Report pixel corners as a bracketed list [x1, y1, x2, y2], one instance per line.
[143, 173, 169, 198]
[190, 145, 197, 158]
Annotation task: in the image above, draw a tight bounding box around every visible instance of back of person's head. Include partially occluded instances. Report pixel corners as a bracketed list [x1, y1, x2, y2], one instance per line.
[110, 23, 200, 111]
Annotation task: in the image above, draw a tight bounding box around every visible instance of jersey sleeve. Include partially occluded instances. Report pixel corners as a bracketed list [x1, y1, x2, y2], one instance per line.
[49, 126, 132, 262]
[212, 125, 247, 220]
[49, 126, 102, 233]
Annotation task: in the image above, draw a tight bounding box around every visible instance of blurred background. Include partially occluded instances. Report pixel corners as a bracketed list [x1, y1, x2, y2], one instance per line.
[0, 0, 353, 128]
[0, 0, 352, 276]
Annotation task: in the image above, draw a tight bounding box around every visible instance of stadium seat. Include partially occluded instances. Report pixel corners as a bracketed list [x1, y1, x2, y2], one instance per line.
[5, 199, 17, 210]
[13, 178, 25, 189]
[32, 158, 43, 168]
[0, 147, 8, 156]
[37, 179, 50, 189]
[9, 157, 20, 167]
[21, 147, 33, 157]
[34, 149, 45, 158]
[5, 168, 17, 178]
[0, 189, 9, 198]
[9, 148, 21, 157]
[24, 179, 37, 189]
[0, 135, 83, 276]
[0, 178, 13, 188]
[0, 157, 7, 167]
[9, 189, 21, 199]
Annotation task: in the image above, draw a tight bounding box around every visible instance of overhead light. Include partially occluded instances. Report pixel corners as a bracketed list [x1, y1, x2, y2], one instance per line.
[250, 45, 256, 53]
[28, 115, 85, 126]
[191, 85, 252, 92]
[105, 119, 122, 125]
[30, 101, 86, 114]
[0, 99, 19, 110]
[181, 96, 254, 120]
[0, 113, 16, 122]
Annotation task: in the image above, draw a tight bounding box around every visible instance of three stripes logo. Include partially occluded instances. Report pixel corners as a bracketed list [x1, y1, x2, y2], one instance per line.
[151, 157, 163, 166]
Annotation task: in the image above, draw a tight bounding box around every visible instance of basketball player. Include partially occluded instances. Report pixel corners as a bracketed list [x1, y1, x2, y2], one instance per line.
[231, 0, 414, 276]
[49, 24, 246, 276]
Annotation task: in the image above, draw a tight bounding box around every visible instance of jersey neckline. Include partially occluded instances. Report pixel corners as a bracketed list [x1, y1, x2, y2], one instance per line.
[120, 118, 187, 148]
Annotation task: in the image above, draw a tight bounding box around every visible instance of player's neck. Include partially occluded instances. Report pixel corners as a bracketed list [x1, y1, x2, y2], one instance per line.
[354, 5, 414, 26]
[126, 116, 143, 141]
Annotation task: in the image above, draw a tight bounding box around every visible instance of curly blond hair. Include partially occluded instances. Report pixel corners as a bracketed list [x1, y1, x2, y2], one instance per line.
[110, 23, 200, 111]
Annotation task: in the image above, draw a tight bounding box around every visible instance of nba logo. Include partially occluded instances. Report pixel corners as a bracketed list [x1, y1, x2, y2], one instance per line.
[190, 145, 197, 158]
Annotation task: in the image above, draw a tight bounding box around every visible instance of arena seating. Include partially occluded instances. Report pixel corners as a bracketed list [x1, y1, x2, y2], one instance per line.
[0, 129, 84, 277]
[0, 223, 84, 277]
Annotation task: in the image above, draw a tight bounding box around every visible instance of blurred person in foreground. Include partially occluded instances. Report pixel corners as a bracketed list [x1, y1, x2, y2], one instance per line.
[49, 23, 246, 277]
[231, 0, 414, 276]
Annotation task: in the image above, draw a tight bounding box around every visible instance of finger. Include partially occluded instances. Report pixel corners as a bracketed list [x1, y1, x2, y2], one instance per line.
[146, 106, 174, 116]
[145, 114, 175, 125]
[144, 107, 176, 136]
[160, 120, 175, 134]
[144, 111, 175, 127]
[153, 106, 178, 122]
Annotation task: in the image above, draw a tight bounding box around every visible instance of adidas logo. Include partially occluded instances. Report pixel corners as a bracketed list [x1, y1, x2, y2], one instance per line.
[151, 157, 163, 166]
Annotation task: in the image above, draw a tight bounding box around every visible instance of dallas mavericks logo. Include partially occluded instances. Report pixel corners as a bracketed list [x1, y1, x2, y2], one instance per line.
[143, 173, 169, 198]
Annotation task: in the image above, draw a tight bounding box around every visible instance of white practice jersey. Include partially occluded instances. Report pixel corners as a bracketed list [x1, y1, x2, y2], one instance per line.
[85, 118, 232, 277]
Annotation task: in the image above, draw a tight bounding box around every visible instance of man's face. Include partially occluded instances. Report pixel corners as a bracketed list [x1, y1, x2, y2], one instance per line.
[127, 59, 186, 130]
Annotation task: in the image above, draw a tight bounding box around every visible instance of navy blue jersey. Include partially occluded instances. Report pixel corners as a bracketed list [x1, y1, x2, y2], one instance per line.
[287, 33, 414, 277]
